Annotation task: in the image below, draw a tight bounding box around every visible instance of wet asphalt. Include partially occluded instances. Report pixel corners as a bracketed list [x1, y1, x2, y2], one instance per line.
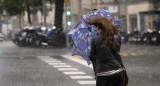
[0, 40, 160, 86]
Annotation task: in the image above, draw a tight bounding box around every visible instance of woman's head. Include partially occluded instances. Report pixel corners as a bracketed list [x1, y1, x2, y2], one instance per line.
[87, 17, 117, 48]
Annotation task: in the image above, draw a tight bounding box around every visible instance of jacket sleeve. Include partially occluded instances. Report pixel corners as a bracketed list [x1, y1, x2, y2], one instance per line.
[89, 37, 96, 63]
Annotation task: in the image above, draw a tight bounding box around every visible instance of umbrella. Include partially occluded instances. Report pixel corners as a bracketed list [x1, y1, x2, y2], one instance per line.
[68, 14, 97, 65]
[68, 7, 122, 65]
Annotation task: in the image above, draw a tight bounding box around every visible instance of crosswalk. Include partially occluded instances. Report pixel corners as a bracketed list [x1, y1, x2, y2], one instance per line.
[37, 56, 96, 85]
[58, 68, 78, 71]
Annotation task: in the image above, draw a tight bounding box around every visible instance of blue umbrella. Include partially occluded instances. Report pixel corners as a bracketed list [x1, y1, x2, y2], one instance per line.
[68, 7, 122, 65]
[68, 15, 97, 64]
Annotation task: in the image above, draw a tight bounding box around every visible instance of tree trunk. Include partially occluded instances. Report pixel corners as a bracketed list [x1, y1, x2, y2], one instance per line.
[53, 0, 65, 47]
[26, 3, 32, 24]
[54, 0, 64, 29]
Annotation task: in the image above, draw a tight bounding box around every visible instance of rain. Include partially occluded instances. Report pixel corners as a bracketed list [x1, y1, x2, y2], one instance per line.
[0, 0, 160, 86]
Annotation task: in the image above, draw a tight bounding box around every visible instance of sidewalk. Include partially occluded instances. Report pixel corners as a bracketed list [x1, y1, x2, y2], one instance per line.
[1, 40, 160, 57]
[66, 43, 160, 58]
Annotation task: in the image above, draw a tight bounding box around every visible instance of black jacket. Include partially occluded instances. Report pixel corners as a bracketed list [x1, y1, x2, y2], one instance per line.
[89, 34, 122, 74]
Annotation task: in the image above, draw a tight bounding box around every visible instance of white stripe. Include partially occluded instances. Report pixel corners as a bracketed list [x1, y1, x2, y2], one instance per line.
[77, 81, 96, 84]
[48, 63, 66, 65]
[53, 65, 72, 68]
[42, 60, 58, 62]
[97, 69, 123, 76]
[41, 58, 58, 60]
[70, 76, 93, 79]
[57, 68, 78, 71]
[63, 72, 86, 75]
[43, 58, 57, 60]
[37, 56, 50, 58]
[45, 61, 62, 63]
[42, 59, 58, 62]
[61, 55, 93, 69]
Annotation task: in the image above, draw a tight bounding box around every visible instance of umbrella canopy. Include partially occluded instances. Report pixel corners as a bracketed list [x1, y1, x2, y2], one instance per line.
[68, 15, 97, 64]
[68, 7, 122, 65]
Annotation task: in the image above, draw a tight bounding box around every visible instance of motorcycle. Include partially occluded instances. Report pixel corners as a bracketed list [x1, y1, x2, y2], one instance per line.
[13, 30, 27, 47]
[35, 32, 54, 48]
[150, 30, 160, 45]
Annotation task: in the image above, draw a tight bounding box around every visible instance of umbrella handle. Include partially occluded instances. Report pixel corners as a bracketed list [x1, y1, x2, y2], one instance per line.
[87, 27, 92, 32]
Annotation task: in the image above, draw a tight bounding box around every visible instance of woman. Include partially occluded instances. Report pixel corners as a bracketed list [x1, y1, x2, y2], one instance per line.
[88, 17, 127, 86]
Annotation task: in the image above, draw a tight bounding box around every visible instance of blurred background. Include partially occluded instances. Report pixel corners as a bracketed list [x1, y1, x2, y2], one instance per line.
[0, 0, 160, 86]
[0, 0, 160, 47]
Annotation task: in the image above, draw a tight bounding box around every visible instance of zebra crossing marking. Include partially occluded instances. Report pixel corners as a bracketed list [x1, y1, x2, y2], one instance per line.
[37, 56, 96, 85]
[77, 81, 96, 84]
[44, 61, 62, 63]
[48, 63, 66, 65]
[42, 59, 58, 61]
[57, 68, 78, 71]
[63, 71, 86, 75]
[53, 65, 72, 68]
[70, 76, 93, 79]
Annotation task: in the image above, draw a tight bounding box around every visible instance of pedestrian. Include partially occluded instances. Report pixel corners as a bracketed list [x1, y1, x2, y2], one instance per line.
[87, 17, 128, 86]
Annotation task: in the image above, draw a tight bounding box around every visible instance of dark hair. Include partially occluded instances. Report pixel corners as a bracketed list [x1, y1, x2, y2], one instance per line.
[87, 17, 117, 48]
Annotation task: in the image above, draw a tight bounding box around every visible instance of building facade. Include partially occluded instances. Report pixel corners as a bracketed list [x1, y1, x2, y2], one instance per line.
[11, 0, 160, 33]
[13, 3, 55, 30]
[70, 0, 160, 33]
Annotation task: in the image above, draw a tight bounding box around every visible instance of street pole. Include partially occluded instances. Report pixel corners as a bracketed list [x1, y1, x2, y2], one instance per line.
[126, 1, 130, 34]
[43, 0, 46, 27]
[98, 0, 100, 10]
[65, 2, 69, 49]
[11, 18, 14, 40]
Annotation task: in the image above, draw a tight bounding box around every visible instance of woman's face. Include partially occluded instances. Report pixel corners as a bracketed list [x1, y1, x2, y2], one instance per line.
[96, 26, 102, 35]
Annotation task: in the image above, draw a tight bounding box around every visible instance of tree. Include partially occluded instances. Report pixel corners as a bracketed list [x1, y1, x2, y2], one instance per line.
[0, 0, 25, 16]
[54, 0, 64, 29]
[0, 0, 54, 24]
[23, 0, 45, 24]
[48, 0, 65, 47]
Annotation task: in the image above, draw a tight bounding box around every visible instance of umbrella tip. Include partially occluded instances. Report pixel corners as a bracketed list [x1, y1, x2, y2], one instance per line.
[92, 9, 97, 11]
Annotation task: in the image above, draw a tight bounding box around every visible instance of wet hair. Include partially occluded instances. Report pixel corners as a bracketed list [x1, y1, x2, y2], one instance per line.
[87, 17, 117, 48]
